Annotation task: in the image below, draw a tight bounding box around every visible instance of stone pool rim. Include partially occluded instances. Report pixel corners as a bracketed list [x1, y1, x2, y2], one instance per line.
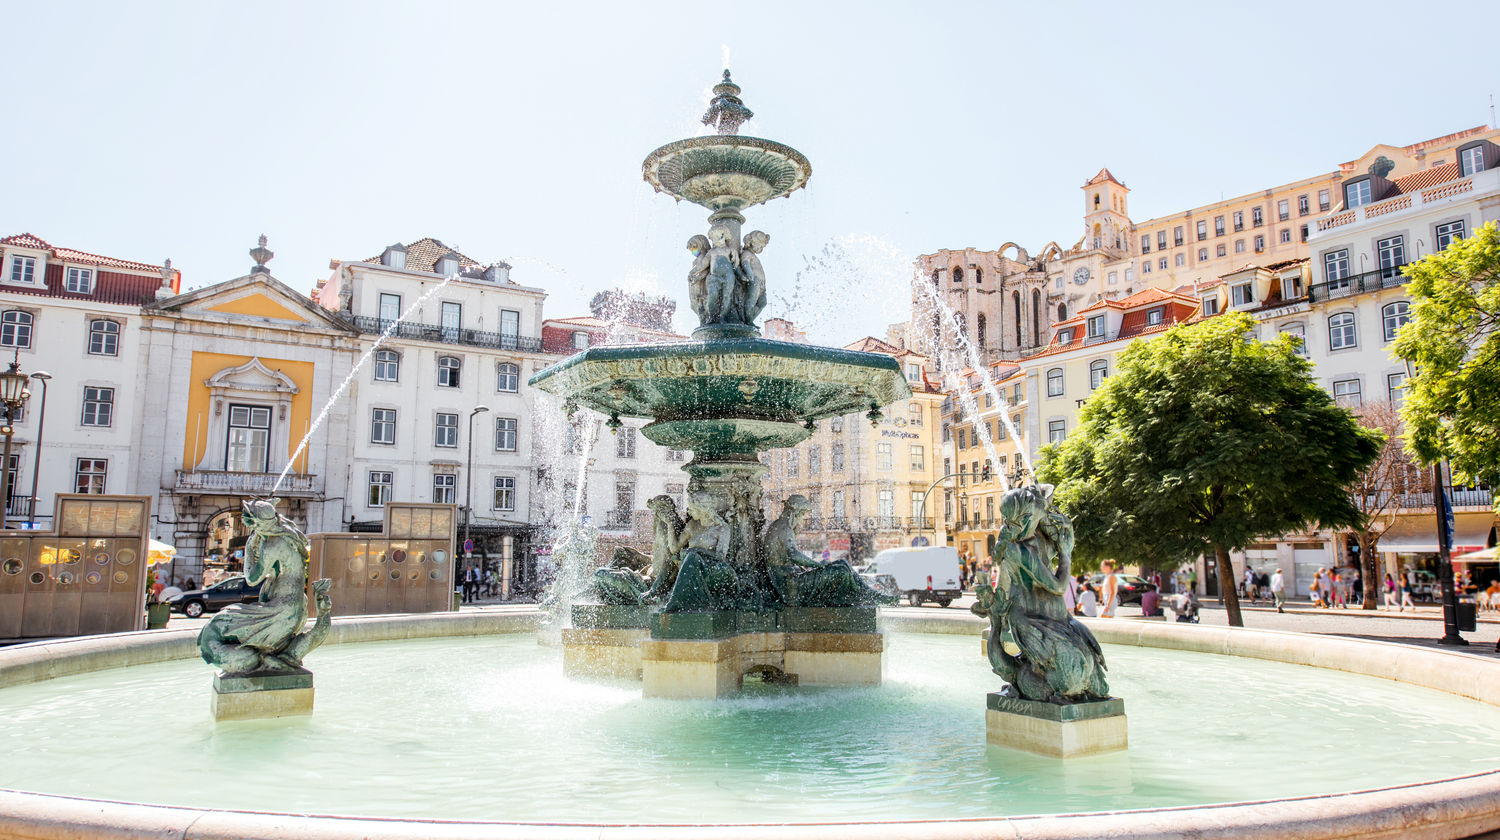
[1, 609, 1497, 840]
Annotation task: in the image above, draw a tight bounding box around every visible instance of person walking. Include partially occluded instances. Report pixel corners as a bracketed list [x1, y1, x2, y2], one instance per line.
[1383, 573, 1398, 610]
[1270, 567, 1286, 613]
[1242, 566, 1254, 600]
[1399, 574, 1415, 611]
[1100, 560, 1120, 618]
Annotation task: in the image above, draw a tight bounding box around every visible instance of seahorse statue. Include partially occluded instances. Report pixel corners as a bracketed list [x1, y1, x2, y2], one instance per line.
[198, 498, 333, 675]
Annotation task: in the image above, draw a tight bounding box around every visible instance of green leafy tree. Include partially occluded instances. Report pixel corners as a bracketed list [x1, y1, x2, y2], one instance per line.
[1391, 221, 1500, 486]
[1039, 312, 1382, 626]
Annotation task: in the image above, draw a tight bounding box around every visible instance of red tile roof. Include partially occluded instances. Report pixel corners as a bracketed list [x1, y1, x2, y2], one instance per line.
[360, 237, 484, 274]
[0, 233, 175, 304]
[2, 233, 165, 274]
[1083, 168, 1127, 189]
[1394, 163, 1463, 193]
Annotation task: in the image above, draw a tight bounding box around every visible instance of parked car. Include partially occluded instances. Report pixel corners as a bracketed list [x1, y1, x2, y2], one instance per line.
[169, 575, 261, 618]
[863, 547, 962, 607]
[1089, 573, 1157, 606]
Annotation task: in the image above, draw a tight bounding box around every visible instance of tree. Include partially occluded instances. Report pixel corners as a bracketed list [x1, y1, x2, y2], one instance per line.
[1039, 312, 1382, 626]
[1392, 221, 1500, 486]
[1347, 402, 1417, 609]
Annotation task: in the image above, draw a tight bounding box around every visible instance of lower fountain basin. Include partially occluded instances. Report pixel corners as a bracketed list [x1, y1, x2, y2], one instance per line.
[2, 612, 1500, 838]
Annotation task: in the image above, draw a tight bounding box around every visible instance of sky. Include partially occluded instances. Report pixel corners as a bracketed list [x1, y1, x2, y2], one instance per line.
[3, 1, 1496, 346]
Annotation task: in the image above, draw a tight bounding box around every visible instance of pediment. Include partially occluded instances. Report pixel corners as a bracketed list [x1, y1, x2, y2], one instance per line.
[153, 272, 355, 332]
[205, 357, 299, 395]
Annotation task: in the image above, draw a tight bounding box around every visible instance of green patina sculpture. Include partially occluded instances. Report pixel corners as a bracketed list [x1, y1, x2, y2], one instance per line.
[972, 485, 1109, 703]
[198, 499, 333, 675]
[764, 495, 892, 608]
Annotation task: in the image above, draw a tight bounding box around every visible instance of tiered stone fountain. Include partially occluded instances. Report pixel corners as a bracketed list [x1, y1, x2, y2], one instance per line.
[530, 71, 910, 698]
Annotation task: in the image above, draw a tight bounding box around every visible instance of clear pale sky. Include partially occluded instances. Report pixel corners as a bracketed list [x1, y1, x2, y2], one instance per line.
[3, 1, 1495, 345]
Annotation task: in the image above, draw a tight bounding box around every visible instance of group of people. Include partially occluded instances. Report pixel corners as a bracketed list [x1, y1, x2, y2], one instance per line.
[1307, 567, 1360, 609]
[1381, 572, 1418, 611]
[460, 564, 501, 603]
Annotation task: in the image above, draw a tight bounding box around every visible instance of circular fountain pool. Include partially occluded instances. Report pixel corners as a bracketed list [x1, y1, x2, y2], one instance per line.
[2, 626, 1500, 827]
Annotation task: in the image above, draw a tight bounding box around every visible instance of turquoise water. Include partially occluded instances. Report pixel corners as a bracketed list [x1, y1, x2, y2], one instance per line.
[1, 632, 1497, 822]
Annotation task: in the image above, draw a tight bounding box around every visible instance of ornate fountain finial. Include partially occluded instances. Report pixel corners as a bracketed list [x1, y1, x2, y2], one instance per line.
[250, 234, 274, 275]
[702, 69, 753, 136]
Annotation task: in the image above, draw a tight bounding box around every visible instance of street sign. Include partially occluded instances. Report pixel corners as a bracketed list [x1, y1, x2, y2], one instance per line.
[463, 539, 474, 553]
[911, 536, 930, 547]
[581, 515, 592, 526]
[821, 550, 831, 561]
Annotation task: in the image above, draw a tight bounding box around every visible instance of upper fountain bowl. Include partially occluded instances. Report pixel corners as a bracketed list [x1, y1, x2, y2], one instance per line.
[642, 135, 812, 212]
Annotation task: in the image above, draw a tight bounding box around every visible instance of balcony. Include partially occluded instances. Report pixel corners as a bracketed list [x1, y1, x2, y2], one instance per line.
[1314, 170, 1496, 235]
[1396, 487, 1493, 511]
[174, 470, 320, 498]
[1307, 266, 1409, 303]
[351, 316, 543, 353]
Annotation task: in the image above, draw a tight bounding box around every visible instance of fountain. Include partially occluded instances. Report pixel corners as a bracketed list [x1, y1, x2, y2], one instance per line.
[528, 70, 905, 698]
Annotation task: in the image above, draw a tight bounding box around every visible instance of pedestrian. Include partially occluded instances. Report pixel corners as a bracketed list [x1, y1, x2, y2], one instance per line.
[1383, 573, 1398, 609]
[1351, 569, 1362, 606]
[1270, 567, 1286, 613]
[1331, 570, 1346, 609]
[1309, 571, 1323, 608]
[1141, 586, 1161, 617]
[1100, 560, 1120, 618]
[1242, 566, 1254, 600]
[1064, 571, 1078, 614]
[1079, 581, 1098, 617]
[1399, 575, 1415, 611]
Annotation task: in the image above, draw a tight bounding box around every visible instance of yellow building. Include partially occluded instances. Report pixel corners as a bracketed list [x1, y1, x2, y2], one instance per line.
[761, 336, 945, 562]
[939, 362, 1030, 564]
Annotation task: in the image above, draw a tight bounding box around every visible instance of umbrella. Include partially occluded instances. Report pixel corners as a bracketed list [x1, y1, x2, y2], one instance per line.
[1452, 545, 1498, 562]
[148, 539, 176, 566]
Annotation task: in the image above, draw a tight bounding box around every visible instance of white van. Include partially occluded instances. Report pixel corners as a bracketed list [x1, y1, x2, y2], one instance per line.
[863, 547, 963, 607]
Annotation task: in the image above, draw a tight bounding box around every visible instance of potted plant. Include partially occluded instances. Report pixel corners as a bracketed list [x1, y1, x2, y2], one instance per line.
[145, 567, 171, 629]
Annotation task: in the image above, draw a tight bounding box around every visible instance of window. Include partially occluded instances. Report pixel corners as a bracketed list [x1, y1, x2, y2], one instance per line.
[831, 443, 845, 472]
[1057, 327, 1074, 343]
[1377, 235, 1405, 280]
[437, 356, 461, 388]
[908, 403, 923, 426]
[1175, 253, 1185, 267]
[1173, 226, 1184, 246]
[1436, 219, 1466, 251]
[1382, 301, 1410, 342]
[1332, 379, 1362, 407]
[1253, 235, 1265, 253]
[906, 363, 922, 383]
[493, 476, 516, 511]
[88, 319, 119, 355]
[1252, 207, 1264, 226]
[976, 312, 987, 348]
[1, 311, 32, 348]
[957, 427, 967, 449]
[832, 490, 845, 519]
[909, 445, 925, 471]
[1196, 221, 1208, 241]
[1323, 249, 1350, 291]
[433, 474, 456, 504]
[1298, 194, 1310, 215]
[571, 330, 589, 350]
[500, 309, 521, 348]
[1141, 235, 1151, 253]
[1233, 211, 1244, 231]
[1198, 248, 1208, 261]
[878, 490, 895, 520]
[435, 412, 458, 447]
[1089, 359, 1107, 390]
[953, 267, 964, 283]
[1158, 257, 1167, 270]
[666, 449, 685, 462]
[495, 417, 518, 451]
[1282, 273, 1303, 300]
[877, 442, 893, 471]
[1279, 229, 1291, 244]
[1214, 216, 1226, 236]
[1387, 372, 1408, 403]
[1231, 283, 1253, 307]
[1277, 199, 1290, 222]
[1201, 296, 1220, 316]
[440, 301, 462, 342]
[786, 450, 800, 477]
[831, 417, 843, 434]
[1234, 239, 1245, 254]
[1344, 181, 1371, 209]
[1216, 244, 1227, 257]
[368, 471, 392, 507]
[1108, 270, 1118, 285]
[1300, 224, 1309, 242]
[7, 256, 36, 286]
[1046, 367, 1064, 397]
[378, 293, 401, 328]
[1157, 231, 1167, 251]
[1146, 307, 1164, 326]
[76, 386, 115, 427]
[64, 267, 94, 293]
[1279, 323, 1306, 354]
[371, 408, 396, 444]
[75, 458, 107, 494]
[808, 446, 821, 475]
[911, 490, 926, 520]
[1087, 316, 1104, 339]
[225, 404, 270, 472]
[374, 349, 399, 381]
[496, 362, 519, 393]
[1318, 189, 1331, 211]
[615, 425, 635, 458]
[1328, 313, 1357, 350]
[1461, 145, 1486, 175]
[1047, 419, 1066, 444]
[1143, 261, 1152, 274]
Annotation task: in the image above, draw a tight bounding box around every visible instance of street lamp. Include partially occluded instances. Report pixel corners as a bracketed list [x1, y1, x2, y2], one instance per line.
[0, 357, 31, 530]
[1402, 357, 1467, 646]
[26, 371, 50, 528]
[462, 405, 491, 595]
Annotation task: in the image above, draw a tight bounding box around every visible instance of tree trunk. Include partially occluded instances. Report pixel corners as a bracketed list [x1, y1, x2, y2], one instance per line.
[1216, 544, 1243, 627]
[1359, 534, 1380, 610]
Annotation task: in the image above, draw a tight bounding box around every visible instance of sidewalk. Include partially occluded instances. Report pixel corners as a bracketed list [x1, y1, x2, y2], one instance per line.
[1231, 599, 1500, 623]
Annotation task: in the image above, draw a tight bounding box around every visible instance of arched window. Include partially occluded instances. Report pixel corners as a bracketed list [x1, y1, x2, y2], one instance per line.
[975, 313, 987, 348]
[437, 355, 462, 387]
[1089, 359, 1108, 390]
[931, 270, 939, 288]
[1328, 313, 1357, 350]
[1, 310, 32, 348]
[87, 319, 119, 356]
[496, 362, 520, 392]
[1046, 367, 1064, 397]
[1057, 303, 1067, 321]
[1031, 289, 1041, 346]
[953, 267, 964, 283]
[1012, 292, 1022, 346]
[1382, 301, 1410, 342]
[374, 349, 399, 382]
[974, 267, 983, 285]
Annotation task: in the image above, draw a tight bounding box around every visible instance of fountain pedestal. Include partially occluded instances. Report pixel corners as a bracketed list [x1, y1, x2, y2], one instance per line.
[642, 629, 883, 700]
[985, 693, 1127, 758]
[211, 669, 315, 721]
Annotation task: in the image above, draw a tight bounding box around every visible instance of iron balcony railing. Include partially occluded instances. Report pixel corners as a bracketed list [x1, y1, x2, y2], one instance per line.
[1396, 488, 1493, 510]
[175, 470, 319, 497]
[6, 493, 33, 519]
[1307, 266, 1408, 303]
[352, 316, 543, 352]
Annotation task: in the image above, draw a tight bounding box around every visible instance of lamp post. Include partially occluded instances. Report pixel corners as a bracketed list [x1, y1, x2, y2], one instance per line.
[0, 357, 31, 530]
[26, 371, 50, 528]
[1402, 357, 1467, 646]
[462, 405, 490, 597]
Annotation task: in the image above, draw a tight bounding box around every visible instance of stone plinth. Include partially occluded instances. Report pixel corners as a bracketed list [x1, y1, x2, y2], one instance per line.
[211, 669, 314, 722]
[641, 630, 883, 699]
[561, 627, 649, 680]
[985, 693, 1126, 758]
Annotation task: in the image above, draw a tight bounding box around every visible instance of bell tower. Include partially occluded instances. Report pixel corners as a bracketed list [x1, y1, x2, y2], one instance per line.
[1082, 168, 1131, 255]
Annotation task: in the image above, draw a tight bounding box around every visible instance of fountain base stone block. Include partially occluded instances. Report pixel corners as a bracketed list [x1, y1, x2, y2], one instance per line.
[985, 693, 1127, 758]
[561, 627, 650, 680]
[571, 604, 652, 629]
[641, 631, 883, 699]
[211, 669, 314, 722]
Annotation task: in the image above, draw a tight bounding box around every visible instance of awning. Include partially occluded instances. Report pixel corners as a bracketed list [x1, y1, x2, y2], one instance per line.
[148, 539, 177, 566]
[1454, 545, 1499, 562]
[1376, 513, 1496, 555]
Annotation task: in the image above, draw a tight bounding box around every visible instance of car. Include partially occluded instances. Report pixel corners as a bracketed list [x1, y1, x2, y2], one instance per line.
[1089, 573, 1157, 606]
[864, 547, 962, 607]
[169, 575, 261, 618]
